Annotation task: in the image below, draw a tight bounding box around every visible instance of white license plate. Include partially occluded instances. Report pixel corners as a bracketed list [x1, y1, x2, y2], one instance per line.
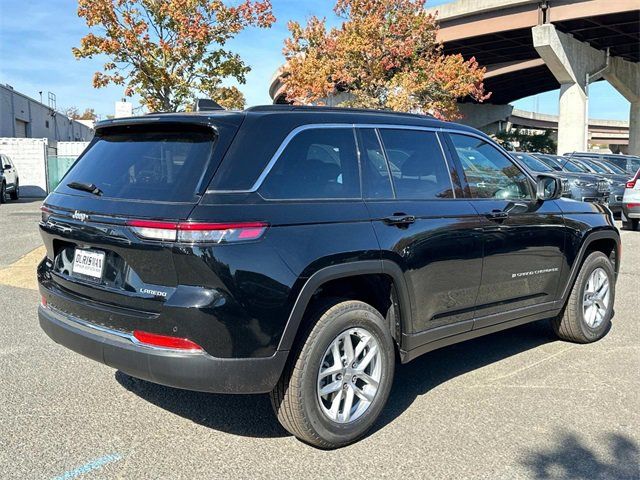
[72, 249, 105, 280]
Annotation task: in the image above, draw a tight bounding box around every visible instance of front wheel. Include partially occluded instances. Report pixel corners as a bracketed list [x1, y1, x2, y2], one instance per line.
[270, 299, 395, 448]
[0, 182, 6, 204]
[9, 180, 19, 200]
[551, 251, 615, 343]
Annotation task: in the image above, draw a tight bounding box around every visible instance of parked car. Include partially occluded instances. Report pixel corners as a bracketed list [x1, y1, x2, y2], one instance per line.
[37, 106, 620, 448]
[568, 157, 627, 215]
[0, 154, 20, 203]
[567, 152, 640, 175]
[531, 153, 609, 204]
[511, 152, 569, 197]
[622, 168, 640, 231]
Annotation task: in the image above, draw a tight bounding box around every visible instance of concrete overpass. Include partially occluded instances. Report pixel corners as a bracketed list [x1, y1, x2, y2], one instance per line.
[270, 0, 639, 155]
[427, 0, 640, 154]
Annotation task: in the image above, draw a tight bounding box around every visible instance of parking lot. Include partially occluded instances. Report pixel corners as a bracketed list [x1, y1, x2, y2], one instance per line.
[1, 199, 638, 479]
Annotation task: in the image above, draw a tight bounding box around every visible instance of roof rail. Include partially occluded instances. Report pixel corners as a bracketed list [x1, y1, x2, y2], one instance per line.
[245, 104, 434, 119]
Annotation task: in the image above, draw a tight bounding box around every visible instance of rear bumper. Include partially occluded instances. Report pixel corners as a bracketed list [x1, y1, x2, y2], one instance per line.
[39, 305, 288, 394]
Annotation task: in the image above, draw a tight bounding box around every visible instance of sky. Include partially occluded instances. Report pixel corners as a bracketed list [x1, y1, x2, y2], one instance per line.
[0, 0, 631, 121]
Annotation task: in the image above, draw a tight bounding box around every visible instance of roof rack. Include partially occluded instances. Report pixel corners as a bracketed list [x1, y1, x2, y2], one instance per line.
[245, 104, 434, 119]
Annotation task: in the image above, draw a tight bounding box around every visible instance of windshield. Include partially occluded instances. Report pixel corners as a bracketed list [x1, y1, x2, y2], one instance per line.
[533, 155, 563, 171]
[597, 161, 625, 175]
[512, 153, 553, 172]
[578, 159, 608, 174]
[58, 126, 216, 202]
[561, 159, 588, 173]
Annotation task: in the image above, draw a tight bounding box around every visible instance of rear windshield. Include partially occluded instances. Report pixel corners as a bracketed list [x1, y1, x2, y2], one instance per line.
[58, 125, 216, 202]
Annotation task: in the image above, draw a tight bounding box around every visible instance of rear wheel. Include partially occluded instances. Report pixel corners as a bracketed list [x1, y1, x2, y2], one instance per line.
[9, 180, 19, 200]
[622, 218, 638, 231]
[552, 251, 615, 343]
[270, 299, 395, 448]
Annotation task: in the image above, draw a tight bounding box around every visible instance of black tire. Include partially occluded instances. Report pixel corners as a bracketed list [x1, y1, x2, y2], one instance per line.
[622, 218, 638, 231]
[0, 182, 6, 204]
[9, 180, 18, 200]
[551, 251, 615, 343]
[270, 299, 395, 449]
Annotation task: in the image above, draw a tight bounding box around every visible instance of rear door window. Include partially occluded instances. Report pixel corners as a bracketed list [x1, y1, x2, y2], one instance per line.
[378, 129, 454, 199]
[358, 129, 394, 199]
[58, 125, 217, 202]
[259, 128, 360, 200]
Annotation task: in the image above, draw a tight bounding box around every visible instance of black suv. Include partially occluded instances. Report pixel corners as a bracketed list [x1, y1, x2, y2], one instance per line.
[38, 106, 620, 448]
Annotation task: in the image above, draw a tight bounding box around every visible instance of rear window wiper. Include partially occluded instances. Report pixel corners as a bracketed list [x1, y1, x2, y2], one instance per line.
[67, 181, 103, 196]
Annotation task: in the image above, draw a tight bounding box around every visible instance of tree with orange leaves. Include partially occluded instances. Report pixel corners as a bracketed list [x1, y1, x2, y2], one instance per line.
[73, 0, 275, 111]
[282, 0, 490, 120]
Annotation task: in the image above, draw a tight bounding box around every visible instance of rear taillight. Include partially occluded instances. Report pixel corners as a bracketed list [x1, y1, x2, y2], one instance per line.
[133, 330, 203, 352]
[627, 203, 640, 208]
[40, 205, 52, 222]
[126, 220, 268, 243]
[626, 180, 636, 189]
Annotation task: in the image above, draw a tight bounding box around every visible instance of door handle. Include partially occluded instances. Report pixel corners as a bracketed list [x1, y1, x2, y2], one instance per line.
[485, 210, 509, 222]
[383, 214, 416, 227]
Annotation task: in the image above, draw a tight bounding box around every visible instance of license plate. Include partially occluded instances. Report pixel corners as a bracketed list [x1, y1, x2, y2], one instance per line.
[72, 249, 105, 280]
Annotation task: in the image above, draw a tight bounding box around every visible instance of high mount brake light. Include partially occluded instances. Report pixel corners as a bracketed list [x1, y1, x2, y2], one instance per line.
[133, 330, 203, 352]
[126, 219, 268, 243]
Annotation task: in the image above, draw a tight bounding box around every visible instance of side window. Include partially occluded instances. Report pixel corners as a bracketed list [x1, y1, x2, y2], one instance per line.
[449, 134, 532, 200]
[379, 129, 453, 199]
[260, 128, 360, 200]
[358, 129, 393, 199]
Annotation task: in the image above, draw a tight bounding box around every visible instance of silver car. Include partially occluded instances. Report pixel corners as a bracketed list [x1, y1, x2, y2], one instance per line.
[622, 168, 640, 231]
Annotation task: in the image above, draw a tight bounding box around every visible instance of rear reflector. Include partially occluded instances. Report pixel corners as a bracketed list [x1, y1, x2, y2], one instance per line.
[133, 330, 203, 352]
[41, 295, 47, 307]
[127, 220, 268, 243]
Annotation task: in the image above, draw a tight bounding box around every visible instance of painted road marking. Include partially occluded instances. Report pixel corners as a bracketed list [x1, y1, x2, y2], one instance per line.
[0, 245, 45, 291]
[51, 453, 123, 480]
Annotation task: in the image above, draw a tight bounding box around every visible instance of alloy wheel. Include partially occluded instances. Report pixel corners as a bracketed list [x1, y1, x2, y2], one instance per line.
[582, 267, 610, 328]
[316, 327, 382, 424]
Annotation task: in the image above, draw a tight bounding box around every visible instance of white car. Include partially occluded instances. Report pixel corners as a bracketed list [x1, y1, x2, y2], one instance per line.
[622, 168, 640, 230]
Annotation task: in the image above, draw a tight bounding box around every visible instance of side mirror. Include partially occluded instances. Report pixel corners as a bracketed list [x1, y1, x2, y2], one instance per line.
[536, 175, 563, 201]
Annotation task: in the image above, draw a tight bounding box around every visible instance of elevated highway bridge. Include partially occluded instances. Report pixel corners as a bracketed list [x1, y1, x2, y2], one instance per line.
[428, 0, 639, 154]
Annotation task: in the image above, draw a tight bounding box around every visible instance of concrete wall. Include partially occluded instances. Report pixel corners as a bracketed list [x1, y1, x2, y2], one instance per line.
[0, 138, 48, 197]
[0, 85, 94, 153]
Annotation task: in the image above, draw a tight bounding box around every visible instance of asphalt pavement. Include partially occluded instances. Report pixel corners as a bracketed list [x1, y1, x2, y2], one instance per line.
[0, 199, 638, 479]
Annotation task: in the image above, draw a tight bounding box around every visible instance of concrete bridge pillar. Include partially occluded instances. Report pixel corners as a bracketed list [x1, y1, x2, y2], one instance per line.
[456, 103, 514, 133]
[630, 102, 640, 157]
[533, 24, 608, 155]
[603, 56, 640, 156]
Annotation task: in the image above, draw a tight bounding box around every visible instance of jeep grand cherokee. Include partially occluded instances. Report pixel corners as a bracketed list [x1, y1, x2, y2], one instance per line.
[38, 105, 619, 448]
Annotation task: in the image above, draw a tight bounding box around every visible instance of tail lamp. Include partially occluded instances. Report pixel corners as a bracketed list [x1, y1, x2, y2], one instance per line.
[126, 220, 268, 243]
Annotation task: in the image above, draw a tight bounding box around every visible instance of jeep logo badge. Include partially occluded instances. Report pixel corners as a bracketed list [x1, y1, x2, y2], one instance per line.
[72, 211, 89, 222]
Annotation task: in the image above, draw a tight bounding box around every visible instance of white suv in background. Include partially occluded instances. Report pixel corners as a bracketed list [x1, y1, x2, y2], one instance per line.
[622, 168, 640, 231]
[0, 154, 20, 203]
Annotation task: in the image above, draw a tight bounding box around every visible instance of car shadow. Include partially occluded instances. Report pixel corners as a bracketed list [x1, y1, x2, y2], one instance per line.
[115, 370, 288, 438]
[369, 319, 557, 435]
[117, 319, 557, 440]
[520, 430, 639, 479]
